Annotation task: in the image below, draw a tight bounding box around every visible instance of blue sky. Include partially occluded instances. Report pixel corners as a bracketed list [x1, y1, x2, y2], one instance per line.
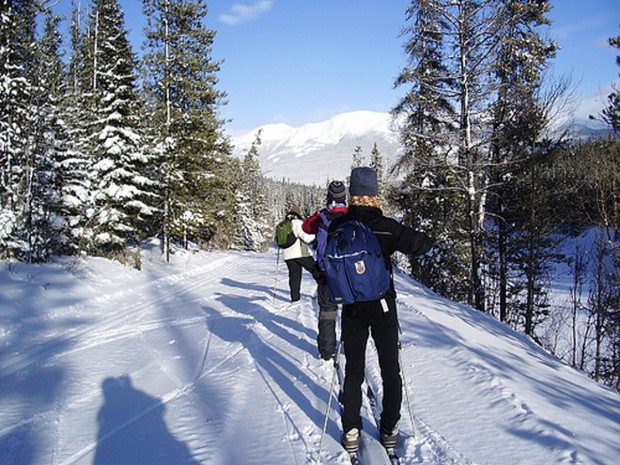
[57, 1, 619, 134]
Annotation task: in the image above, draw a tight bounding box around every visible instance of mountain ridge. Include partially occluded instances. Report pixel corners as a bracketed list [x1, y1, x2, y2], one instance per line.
[230, 110, 610, 185]
[231, 110, 402, 185]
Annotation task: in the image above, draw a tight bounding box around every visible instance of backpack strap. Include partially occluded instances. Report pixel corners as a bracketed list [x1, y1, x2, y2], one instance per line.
[315, 211, 331, 268]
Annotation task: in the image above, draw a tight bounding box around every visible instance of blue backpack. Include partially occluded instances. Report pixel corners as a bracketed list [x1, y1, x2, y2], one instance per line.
[315, 209, 345, 270]
[320, 219, 391, 304]
[315, 212, 332, 270]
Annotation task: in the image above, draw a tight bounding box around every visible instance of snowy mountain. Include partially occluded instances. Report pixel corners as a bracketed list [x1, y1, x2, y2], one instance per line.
[568, 121, 613, 140]
[231, 110, 611, 186]
[231, 110, 402, 185]
[1, 242, 618, 465]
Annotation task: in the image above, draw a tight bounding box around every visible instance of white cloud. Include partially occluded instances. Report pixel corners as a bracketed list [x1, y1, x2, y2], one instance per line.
[219, 0, 274, 26]
[550, 17, 605, 41]
[575, 83, 615, 121]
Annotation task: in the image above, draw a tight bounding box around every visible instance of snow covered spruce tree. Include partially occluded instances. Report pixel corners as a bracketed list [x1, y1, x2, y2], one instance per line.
[49, 1, 94, 255]
[233, 131, 270, 251]
[142, 0, 238, 260]
[0, 0, 42, 260]
[24, 9, 74, 260]
[76, 0, 158, 259]
[393, 0, 557, 315]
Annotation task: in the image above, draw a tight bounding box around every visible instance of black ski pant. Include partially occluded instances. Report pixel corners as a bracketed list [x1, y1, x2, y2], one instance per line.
[316, 272, 338, 357]
[341, 297, 402, 435]
[285, 256, 318, 302]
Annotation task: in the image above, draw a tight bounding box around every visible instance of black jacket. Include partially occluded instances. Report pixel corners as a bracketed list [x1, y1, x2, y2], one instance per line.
[331, 205, 433, 258]
[329, 205, 434, 301]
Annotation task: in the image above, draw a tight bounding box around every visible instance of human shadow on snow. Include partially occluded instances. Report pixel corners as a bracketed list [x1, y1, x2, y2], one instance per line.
[93, 375, 199, 465]
[127, 257, 333, 463]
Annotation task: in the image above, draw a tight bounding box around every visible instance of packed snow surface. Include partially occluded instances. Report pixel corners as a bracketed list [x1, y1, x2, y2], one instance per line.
[1, 241, 618, 465]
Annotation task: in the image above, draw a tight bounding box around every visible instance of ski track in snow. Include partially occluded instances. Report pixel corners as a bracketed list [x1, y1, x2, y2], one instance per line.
[363, 333, 475, 465]
[0, 255, 236, 377]
[1, 248, 618, 465]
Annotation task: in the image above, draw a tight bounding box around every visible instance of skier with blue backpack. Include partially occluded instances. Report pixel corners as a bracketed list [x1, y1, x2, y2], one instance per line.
[302, 180, 348, 360]
[326, 166, 434, 455]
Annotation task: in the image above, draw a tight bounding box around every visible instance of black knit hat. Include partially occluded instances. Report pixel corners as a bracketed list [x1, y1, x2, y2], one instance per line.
[349, 166, 378, 197]
[327, 180, 346, 203]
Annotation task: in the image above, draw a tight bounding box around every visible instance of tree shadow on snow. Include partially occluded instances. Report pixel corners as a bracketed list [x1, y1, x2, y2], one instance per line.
[0, 262, 88, 465]
[0, 366, 65, 465]
[216, 288, 316, 345]
[220, 276, 316, 305]
[203, 298, 334, 435]
[93, 375, 199, 465]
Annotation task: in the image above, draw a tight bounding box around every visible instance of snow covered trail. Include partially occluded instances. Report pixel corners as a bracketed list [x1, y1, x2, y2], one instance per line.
[1, 245, 619, 465]
[0, 248, 349, 465]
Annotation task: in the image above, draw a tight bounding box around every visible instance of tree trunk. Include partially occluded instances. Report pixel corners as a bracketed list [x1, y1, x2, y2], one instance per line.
[498, 199, 508, 322]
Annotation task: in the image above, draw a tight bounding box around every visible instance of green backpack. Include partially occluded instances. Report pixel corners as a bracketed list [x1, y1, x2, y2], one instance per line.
[275, 219, 296, 249]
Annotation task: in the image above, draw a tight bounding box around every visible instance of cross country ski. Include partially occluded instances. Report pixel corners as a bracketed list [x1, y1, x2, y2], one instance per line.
[366, 384, 402, 465]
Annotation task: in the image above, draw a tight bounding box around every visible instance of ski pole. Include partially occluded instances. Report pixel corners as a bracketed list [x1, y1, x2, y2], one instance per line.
[316, 339, 343, 465]
[272, 247, 281, 305]
[398, 333, 418, 438]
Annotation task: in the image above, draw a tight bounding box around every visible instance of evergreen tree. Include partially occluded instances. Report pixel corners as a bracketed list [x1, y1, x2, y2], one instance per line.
[80, 0, 158, 257]
[351, 145, 364, 168]
[448, 0, 508, 312]
[0, 0, 38, 260]
[348, 145, 365, 190]
[370, 142, 400, 217]
[392, 0, 454, 173]
[25, 10, 71, 260]
[392, 0, 484, 303]
[60, 0, 94, 254]
[486, 0, 558, 328]
[369, 143, 386, 198]
[501, 146, 564, 337]
[234, 131, 269, 251]
[600, 28, 620, 133]
[142, 0, 238, 259]
[393, 0, 557, 315]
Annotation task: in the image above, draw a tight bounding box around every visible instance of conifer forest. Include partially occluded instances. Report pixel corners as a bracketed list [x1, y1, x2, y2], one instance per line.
[1, 1, 619, 389]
